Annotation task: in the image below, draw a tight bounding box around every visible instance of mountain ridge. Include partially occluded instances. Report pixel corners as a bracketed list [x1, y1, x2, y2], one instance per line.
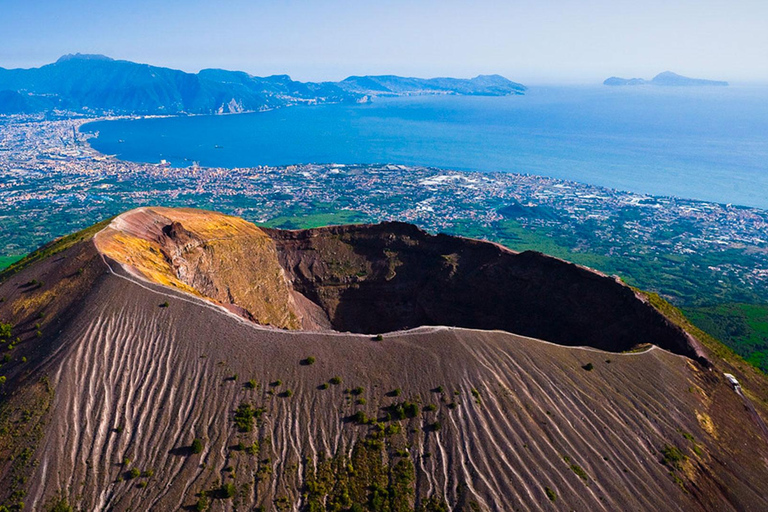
[604, 71, 729, 87]
[0, 54, 526, 115]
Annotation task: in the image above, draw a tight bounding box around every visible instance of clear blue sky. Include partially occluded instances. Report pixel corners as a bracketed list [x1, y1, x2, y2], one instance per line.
[1, 0, 765, 84]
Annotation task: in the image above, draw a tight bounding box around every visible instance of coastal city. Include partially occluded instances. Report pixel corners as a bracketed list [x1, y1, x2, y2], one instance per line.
[2, 115, 768, 311]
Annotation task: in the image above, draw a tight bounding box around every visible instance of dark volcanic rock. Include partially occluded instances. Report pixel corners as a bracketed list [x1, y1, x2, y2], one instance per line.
[268, 222, 706, 361]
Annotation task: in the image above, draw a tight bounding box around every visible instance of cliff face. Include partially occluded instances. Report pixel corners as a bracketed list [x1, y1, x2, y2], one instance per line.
[268, 222, 706, 360]
[93, 207, 305, 329]
[0, 207, 765, 512]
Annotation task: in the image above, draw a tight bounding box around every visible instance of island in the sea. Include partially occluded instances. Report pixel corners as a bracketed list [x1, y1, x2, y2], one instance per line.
[0, 53, 526, 115]
[604, 71, 728, 87]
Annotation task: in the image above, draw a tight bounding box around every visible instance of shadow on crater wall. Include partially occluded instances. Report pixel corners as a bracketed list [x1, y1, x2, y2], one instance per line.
[268, 222, 706, 361]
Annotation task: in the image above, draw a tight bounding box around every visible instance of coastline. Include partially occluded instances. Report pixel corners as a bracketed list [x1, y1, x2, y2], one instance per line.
[76, 88, 768, 210]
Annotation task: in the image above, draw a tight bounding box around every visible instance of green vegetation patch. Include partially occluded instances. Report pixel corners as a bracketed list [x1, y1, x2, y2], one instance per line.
[385, 401, 419, 421]
[44, 494, 73, 512]
[191, 438, 204, 454]
[685, 303, 768, 373]
[661, 444, 687, 470]
[233, 403, 265, 432]
[0, 257, 22, 272]
[563, 455, 589, 483]
[0, 376, 54, 509]
[0, 216, 113, 283]
[261, 209, 368, 230]
[303, 436, 415, 511]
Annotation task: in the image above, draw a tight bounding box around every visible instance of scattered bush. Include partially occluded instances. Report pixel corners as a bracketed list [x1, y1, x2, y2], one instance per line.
[136, 481, 147, 488]
[195, 496, 210, 511]
[234, 403, 258, 432]
[318, 382, 329, 390]
[191, 438, 204, 454]
[384, 423, 401, 436]
[329, 376, 342, 385]
[374, 334, 384, 341]
[388, 388, 402, 397]
[46, 496, 73, 512]
[582, 363, 594, 371]
[302, 356, 316, 365]
[433, 386, 444, 393]
[128, 467, 141, 479]
[142, 469, 154, 478]
[430, 421, 442, 432]
[387, 401, 419, 420]
[220, 482, 236, 499]
[351, 386, 364, 395]
[245, 379, 257, 389]
[270, 379, 282, 387]
[159, 301, 169, 308]
[356, 398, 367, 405]
[563, 456, 589, 482]
[281, 389, 293, 398]
[0, 322, 11, 340]
[424, 404, 437, 412]
[0, 376, 6, 386]
[545, 486, 557, 502]
[661, 445, 686, 469]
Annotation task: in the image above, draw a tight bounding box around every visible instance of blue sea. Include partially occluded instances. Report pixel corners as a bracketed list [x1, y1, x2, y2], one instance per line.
[82, 85, 768, 209]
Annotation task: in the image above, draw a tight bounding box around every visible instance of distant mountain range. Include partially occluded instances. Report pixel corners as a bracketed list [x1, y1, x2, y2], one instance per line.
[0, 54, 526, 115]
[604, 71, 728, 87]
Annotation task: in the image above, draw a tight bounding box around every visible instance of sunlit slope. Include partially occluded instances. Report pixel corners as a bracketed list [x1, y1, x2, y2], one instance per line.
[94, 207, 303, 329]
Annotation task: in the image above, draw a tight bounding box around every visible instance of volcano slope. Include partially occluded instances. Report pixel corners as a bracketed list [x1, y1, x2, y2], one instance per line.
[0, 207, 767, 511]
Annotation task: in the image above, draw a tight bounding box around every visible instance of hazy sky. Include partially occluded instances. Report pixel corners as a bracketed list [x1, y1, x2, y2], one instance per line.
[1, 0, 765, 83]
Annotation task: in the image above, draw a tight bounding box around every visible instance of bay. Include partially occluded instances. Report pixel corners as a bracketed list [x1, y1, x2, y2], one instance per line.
[82, 85, 768, 209]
